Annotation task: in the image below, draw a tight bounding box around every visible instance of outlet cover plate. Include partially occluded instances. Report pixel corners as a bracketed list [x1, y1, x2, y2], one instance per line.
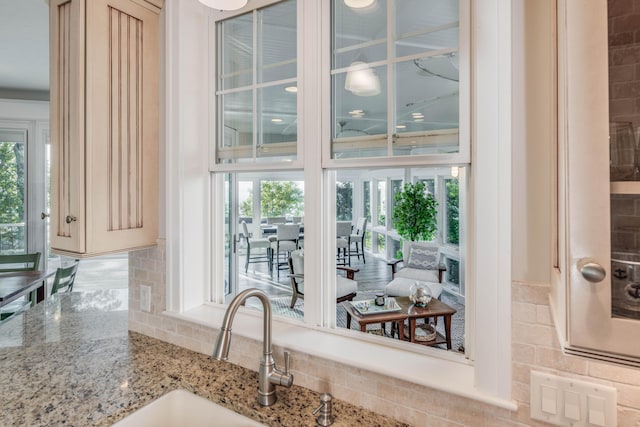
[140, 285, 151, 312]
[530, 371, 616, 426]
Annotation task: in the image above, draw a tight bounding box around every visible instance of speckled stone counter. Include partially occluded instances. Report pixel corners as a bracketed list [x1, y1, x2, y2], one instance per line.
[0, 290, 406, 427]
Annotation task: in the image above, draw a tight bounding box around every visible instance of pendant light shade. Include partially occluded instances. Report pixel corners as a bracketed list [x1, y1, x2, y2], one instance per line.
[344, 0, 375, 9]
[199, 0, 248, 11]
[344, 61, 381, 97]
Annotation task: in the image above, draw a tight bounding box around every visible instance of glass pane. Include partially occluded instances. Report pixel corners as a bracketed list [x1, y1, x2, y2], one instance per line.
[219, 13, 253, 90]
[445, 178, 459, 245]
[363, 181, 371, 222]
[376, 180, 386, 226]
[232, 172, 304, 321]
[336, 181, 353, 220]
[0, 135, 26, 255]
[418, 178, 435, 195]
[257, 83, 297, 161]
[445, 257, 460, 291]
[260, 181, 304, 219]
[332, 0, 387, 70]
[389, 179, 403, 229]
[218, 90, 253, 164]
[332, 64, 388, 159]
[258, 0, 297, 83]
[608, 1, 640, 320]
[394, 0, 459, 58]
[393, 58, 459, 156]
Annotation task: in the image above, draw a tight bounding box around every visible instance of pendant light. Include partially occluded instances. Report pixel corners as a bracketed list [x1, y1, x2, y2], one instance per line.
[344, 0, 375, 9]
[198, 0, 248, 11]
[344, 61, 381, 96]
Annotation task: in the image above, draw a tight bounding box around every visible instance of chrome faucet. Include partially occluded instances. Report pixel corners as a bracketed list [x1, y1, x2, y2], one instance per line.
[212, 288, 294, 406]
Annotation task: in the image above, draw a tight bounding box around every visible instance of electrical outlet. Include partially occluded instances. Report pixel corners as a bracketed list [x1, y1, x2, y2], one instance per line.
[140, 285, 151, 312]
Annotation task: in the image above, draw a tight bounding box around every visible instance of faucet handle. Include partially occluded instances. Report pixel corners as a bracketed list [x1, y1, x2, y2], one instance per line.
[284, 351, 290, 374]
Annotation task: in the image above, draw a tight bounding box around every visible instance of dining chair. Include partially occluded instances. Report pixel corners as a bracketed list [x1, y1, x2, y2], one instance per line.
[271, 223, 301, 278]
[241, 221, 272, 274]
[348, 217, 368, 263]
[336, 221, 353, 266]
[287, 249, 357, 308]
[0, 252, 42, 272]
[51, 260, 80, 294]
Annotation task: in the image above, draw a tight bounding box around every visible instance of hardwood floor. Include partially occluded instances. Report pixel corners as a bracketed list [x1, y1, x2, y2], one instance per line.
[238, 250, 393, 297]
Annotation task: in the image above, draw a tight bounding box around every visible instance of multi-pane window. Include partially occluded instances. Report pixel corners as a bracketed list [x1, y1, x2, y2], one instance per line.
[212, 0, 468, 340]
[216, 0, 297, 164]
[331, 0, 461, 159]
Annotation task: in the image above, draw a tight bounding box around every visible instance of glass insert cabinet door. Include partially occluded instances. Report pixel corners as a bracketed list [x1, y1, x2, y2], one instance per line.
[560, 0, 640, 363]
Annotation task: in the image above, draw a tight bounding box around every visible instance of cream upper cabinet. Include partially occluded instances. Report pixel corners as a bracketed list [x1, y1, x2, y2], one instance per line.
[557, 0, 640, 363]
[49, 0, 160, 257]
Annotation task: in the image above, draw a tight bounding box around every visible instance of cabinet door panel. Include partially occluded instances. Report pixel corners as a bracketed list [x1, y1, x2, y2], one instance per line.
[85, 0, 158, 254]
[50, 0, 86, 253]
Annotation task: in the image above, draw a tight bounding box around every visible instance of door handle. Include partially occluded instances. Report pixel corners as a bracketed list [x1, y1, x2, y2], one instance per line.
[41, 212, 50, 220]
[65, 215, 77, 224]
[578, 259, 606, 283]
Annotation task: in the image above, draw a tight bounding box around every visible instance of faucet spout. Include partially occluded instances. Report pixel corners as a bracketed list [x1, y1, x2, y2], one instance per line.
[212, 288, 293, 406]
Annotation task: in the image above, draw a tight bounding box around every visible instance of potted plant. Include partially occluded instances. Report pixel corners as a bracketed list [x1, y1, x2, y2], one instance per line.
[392, 181, 438, 256]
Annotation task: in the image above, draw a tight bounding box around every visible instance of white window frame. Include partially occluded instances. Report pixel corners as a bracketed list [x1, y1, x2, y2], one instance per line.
[164, 0, 512, 404]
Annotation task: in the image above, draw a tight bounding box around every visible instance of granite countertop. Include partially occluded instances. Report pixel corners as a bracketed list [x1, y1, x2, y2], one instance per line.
[0, 290, 406, 426]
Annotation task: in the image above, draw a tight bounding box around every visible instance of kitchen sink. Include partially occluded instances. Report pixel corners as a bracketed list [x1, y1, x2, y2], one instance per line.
[111, 389, 266, 427]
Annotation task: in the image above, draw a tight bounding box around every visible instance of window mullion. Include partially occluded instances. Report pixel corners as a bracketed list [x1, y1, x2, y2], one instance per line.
[252, 10, 258, 161]
[386, 0, 394, 157]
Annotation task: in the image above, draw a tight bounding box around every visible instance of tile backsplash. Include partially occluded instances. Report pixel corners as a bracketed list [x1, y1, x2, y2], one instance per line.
[128, 241, 640, 425]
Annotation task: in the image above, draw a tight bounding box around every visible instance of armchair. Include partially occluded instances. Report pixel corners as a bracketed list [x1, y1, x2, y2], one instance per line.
[385, 241, 446, 298]
[287, 250, 358, 308]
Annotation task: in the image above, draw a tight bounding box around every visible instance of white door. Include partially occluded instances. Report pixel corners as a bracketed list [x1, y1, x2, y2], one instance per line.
[561, 0, 640, 361]
[0, 122, 47, 267]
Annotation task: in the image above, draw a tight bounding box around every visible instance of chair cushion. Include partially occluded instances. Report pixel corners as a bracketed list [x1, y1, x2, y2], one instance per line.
[336, 237, 349, 249]
[249, 237, 272, 248]
[384, 277, 442, 299]
[406, 244, 438, 270]
[336, 275, 357, 298]
[395, 267, 439, 283]
[274, 240, 297, 252]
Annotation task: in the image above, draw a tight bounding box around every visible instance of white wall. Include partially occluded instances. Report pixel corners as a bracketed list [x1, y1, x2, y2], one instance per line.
[128, 0, 640, 425]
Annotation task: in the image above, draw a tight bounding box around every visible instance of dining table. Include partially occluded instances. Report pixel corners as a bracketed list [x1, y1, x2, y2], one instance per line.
[0, 270, 55, 308]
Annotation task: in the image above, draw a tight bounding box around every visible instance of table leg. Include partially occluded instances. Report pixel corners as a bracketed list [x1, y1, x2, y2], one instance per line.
[397, 321, 404, 341]
[360, 323, 366, 332]
[444, 314, 452, 350]
[409, 318, 417, 343]
[36, 282, 46, 303]
[346, 312, 352, 329]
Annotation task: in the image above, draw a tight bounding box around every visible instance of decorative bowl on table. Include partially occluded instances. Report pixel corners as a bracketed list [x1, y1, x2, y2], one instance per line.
[409, 282, 432, 307]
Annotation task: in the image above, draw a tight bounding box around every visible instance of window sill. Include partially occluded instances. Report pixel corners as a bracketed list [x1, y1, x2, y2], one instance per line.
[164, 303, 517, 411]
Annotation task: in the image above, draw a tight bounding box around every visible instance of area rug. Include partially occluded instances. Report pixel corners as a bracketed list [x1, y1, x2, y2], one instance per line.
[261, 292, 466, 352]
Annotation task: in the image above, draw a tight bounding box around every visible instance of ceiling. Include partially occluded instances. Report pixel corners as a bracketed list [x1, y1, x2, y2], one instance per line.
[0, 0, 50, 100]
